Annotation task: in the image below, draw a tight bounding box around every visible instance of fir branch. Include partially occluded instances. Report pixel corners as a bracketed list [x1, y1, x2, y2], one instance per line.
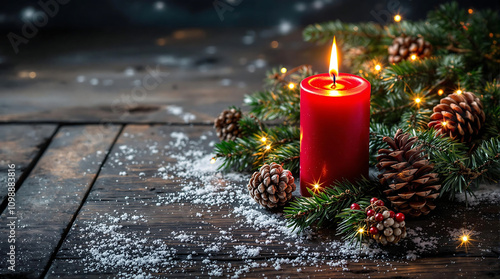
[267, 141, 300, 174]
[265, 64, 313, 89]
[303, 20, 386, 45]
[238, 115, 264, 136]
[284, 178, 381, 233]
[399, 109, 432, 131]
[411, 130, 500, 198]
[381, 58, 440, 95]
[336, 200, 371, 246]
[213, 137, 259, 172]
[244, 88, 300, 123]
[214, 126, 300, 173]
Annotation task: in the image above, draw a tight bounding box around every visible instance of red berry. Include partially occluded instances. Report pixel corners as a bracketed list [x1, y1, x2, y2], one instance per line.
[369, 226, 379, 235]
[370, 197, 378, 204]
[375, 200, 385, 206]
[375, 213, 384, 222]
[389, 211, 396, 218]
[396, 213, 405, 222]
[350, 203, 361, 210]
[367, 209, 375, 217]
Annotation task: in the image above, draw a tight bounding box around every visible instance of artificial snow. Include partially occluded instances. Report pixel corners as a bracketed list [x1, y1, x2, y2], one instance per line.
[68, 127, 499, 278]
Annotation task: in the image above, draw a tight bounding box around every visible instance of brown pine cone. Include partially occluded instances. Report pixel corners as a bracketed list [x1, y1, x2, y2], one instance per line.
[365, 203, 407, 245]
[214, 108, 242, 141]
[428, 91, 485, 143]
[376, 129, 441, 218]
[247, 163, 295, 208]
[388, 35, 432, 64]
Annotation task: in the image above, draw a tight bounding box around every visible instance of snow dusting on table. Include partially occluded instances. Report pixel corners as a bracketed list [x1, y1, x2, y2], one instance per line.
[64, 127, 500, 278]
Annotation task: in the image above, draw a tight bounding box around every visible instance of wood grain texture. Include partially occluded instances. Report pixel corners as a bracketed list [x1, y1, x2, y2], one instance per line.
[0, 125, 57, 204]
[0, 125, 120, 278]
[46, 125, 500, 278]
[0, 30, 319, 124]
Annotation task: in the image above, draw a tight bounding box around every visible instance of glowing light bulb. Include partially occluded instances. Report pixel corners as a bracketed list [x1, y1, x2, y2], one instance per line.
[271, 40, 279, 48]
[442, 121, 448, 128]
[358, 228, 364, 234]
[438, 89, 444, 96]
[210, 157, 216, 164]
[281, 67, 287, 74]
[313, 183, 320, 189]
[410, 54, 417, 61]
[265, 145, 271, 150]
[260, 137, 267, 143]
[288, 83, 295, 89]
[468, 9, 473, 14]
[456, 89, 462, 95]
[374, 64, 381, 71]
[415, 98, 421, 104]
[394, 14, 402, 22]
[457, 231, 473, 253]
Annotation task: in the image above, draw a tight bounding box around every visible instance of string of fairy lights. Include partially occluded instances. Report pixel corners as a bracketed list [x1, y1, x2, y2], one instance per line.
[209, 13, 475, 252]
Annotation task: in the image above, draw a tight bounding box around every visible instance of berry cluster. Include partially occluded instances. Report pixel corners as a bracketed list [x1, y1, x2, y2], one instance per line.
[350, 197, 407, 245]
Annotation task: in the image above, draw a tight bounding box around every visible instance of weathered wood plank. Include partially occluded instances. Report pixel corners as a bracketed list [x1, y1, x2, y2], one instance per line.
[0, 125, 57, 204]
[0, 30, 319, 124]
[47, 125, 500, 278]
[0, 125, 121, 278]
[46, 256, 500, 278]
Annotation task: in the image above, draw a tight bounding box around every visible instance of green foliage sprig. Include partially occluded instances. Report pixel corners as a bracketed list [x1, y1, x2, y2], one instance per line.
[284, 178, 382, 233]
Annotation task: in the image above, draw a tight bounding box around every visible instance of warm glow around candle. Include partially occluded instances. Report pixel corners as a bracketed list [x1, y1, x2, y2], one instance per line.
[329, 90, 340, 96]
[329, 37, 339, 84]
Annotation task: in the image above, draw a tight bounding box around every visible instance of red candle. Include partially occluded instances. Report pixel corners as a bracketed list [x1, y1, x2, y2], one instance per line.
[300, 38, 371, 197]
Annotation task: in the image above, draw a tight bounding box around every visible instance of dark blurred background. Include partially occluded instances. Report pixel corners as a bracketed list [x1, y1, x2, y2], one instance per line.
[0, 0, 498, 123]
[0, 0, 498, 31]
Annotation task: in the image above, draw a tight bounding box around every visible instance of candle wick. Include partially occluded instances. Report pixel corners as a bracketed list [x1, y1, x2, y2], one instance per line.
[331, 74, 336, 89]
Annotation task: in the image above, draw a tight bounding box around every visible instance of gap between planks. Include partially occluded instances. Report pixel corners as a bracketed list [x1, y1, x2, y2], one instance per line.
[40, 124, 126, 278]
[0, 125, 60, 216]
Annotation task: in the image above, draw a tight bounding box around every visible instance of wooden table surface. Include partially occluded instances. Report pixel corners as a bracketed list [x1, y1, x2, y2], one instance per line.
[0, 29, 499, 278]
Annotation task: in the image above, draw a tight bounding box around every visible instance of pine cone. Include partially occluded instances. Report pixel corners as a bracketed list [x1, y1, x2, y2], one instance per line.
[376, 129, 441, 218]
[247, 163, 296, 208]
[214, 108, 242, 141]
[365, 203, 407, 245]
[388, 35, 432, 64]
[428, 92, 485, 143]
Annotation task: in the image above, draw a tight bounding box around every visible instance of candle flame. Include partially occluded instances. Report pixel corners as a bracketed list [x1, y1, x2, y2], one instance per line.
[329, 37, 338, 86]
